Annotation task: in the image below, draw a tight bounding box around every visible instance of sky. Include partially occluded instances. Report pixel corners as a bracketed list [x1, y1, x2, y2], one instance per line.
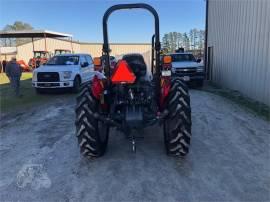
[0, 0, 206, 43]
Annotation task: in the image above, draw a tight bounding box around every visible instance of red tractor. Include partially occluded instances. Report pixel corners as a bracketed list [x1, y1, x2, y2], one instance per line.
[75, 3, 192, 158]
[28, 51, 49, 68]
[95, 55, 117, 72]
[17, 60, 31, 72]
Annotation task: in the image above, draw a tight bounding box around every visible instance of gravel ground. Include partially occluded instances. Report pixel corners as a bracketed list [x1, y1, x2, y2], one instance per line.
[0, 89, 269, 202]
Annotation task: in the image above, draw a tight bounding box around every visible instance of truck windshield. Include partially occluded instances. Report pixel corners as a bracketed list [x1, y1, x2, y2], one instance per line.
[55, 50, 71, 55]
[171, 54, 196, 62]
[47, 56, 79, 65]
[34, 52, 48, 58]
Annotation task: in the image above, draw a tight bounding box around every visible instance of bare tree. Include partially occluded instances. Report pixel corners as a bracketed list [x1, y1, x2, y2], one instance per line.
[0, 21, 33, 47]
[162, 33, 170, 52]
[198, 30, 205, 50]
[161, 29, 204, 53]
[177, 32, 183, 49]
[182, 32, 190, 50]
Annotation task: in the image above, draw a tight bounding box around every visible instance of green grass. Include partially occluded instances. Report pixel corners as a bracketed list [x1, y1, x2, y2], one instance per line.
[0, 73, 33, 84]
[204, 82, 270, 121]
[0, 73, 74, 114]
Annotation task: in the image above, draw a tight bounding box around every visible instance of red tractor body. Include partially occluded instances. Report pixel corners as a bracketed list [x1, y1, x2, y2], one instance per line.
[28, 51, 49, 68]
[75, 3, 192, 158]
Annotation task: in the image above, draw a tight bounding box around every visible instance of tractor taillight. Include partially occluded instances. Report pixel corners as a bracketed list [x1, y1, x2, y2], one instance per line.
[162, 63, 172, 70]
[162, 55, 172, 70]
[111, 60, 136, 84]
[160, 55, 172, 108]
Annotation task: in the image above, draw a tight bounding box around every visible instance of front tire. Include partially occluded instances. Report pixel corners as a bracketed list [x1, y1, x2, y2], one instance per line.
[164, 78, 192, 156]
[72, 76, 81, 93]
[75, 84, 109, 158]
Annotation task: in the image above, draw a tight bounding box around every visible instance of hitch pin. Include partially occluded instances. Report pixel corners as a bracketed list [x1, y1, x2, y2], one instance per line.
[129, 89, 134, 100]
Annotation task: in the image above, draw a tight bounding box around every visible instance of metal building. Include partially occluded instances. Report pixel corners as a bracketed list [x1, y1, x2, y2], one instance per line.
[0, 38, 151, 71]
[80, 42, 152, 67]
[206, 0, 270, 106]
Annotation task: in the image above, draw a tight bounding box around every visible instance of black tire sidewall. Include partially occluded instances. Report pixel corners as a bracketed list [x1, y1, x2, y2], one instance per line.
[75, 85, 110, 157]
[72, 76, 81, 93]
[95, 103, 110, 152]
[163, 78, 192, 156]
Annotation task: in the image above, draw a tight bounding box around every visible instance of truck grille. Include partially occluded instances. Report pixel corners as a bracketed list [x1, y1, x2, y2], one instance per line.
[37, 83, 60, 87]
[175, 68, 197, 74]
[37, 72, 59, 82]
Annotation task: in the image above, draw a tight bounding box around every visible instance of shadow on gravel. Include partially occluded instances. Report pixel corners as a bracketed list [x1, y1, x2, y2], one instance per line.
[201, 81, 270, 121]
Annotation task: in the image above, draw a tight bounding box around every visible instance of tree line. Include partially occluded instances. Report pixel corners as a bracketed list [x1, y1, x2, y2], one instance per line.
[1, 21, 205, 55]
[162, 29, 205, 53]
[0, 21, 33, 47]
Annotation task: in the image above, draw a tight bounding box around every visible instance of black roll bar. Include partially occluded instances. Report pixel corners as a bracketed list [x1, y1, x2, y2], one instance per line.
[102, 3, 161, 79]
[151, 34, 155, 74]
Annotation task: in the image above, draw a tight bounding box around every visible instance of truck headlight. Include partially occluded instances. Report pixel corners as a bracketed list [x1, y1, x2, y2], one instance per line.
[63, 71, 72, 79]
[196, 67, 204, 72]
[171, 67, 176, 73]
[32, 71, 37, 81]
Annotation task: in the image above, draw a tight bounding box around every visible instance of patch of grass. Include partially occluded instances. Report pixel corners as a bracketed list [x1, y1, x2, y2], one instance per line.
[0, 73, 74, 114]
[0, 73, 33, 84]
[204, 82, 270, 121]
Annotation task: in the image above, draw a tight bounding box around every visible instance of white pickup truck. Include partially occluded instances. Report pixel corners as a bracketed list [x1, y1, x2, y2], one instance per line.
[32, 54, 95, 93]
[169, 52, 205, 87]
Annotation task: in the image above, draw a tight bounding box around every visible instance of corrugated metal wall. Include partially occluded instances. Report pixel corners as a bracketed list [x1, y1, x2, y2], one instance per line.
[207, 0, 270, 106]
[0, 47, 17, 61]
[80, 43, 152, 69]
[0, 54, 16, 61]
[2, 39, 151, 71]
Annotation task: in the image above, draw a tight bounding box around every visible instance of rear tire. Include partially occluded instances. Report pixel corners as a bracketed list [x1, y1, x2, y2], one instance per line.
[163, 78, 192, 156]
[75, 84, 109, 158]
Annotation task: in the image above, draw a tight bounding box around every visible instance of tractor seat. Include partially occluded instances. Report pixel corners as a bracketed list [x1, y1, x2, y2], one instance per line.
[122, 54, 147, 77]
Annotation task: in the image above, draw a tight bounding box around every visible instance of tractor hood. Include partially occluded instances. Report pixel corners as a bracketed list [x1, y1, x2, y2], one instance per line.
[34, 64, 79, 72]
[172, 61, 203, 69]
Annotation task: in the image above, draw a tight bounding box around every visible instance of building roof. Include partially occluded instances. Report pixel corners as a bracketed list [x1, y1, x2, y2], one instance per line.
[80, 42, 151, 45]
[0, 30, 72, 38]
[16, 37, 80, 47]
[15, 38, 150, 47]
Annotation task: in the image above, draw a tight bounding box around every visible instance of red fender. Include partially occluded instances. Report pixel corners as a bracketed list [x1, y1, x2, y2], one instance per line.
[91, 75, 104, 100]
[159, 77, 171, 110]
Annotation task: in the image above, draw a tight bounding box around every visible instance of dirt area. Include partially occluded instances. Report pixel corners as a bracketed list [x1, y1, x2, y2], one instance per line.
[0, 89, 269, 202]
[0, 73, 74, 114]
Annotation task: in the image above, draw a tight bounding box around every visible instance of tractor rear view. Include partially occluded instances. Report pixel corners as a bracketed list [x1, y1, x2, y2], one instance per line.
[28, 51, 49, 68]
[75, 3, 192, 158]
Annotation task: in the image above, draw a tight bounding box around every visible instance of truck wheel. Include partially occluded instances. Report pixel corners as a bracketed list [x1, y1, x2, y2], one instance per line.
[72, 76, 81, 93]
[75, 84, 109, 158]
[163, 78, 192, 156]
